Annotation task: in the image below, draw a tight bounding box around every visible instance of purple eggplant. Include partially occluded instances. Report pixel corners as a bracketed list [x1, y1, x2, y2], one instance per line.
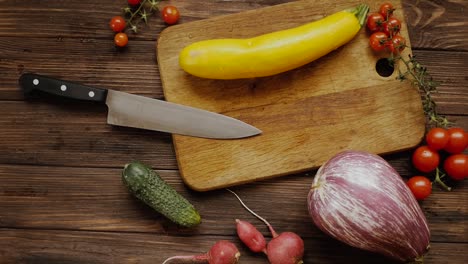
[308, 150, 430, 262]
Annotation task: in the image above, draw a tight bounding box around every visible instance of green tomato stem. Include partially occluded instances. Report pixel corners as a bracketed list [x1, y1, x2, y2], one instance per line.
[433, 167, 452, 191]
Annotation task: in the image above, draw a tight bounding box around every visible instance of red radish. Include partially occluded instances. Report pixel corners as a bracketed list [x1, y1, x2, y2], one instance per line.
[228, 189, 304, 264]
[235, 219, 267, 254]
[266, 232, 304, 264]
[162, 240, 240, 264]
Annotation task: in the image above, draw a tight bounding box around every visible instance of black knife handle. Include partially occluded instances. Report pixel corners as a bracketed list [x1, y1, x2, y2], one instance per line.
[19, 73, 108, 103]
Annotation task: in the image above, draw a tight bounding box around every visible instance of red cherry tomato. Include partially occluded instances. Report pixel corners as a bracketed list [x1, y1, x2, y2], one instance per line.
[369, 31, 388, 52]
[384, 17, 401, 37]
[388, 35, 406, 54]
[426, 127, 449, 151]
[412, 145, 440, 173]
[366, 12, 385, 32]
[114, 32, 128, 47]
[109, 16, 126, 32]
[444, 154, 468, 180]
[128, 0, 141, 5]
[444, 127, 468, 154]
[407, 176, 432, 200]
[379, 2, 395, 19]
[161, 5, 180, 25]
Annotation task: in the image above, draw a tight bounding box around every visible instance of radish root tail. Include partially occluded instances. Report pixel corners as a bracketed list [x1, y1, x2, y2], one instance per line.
[162, 255, 204, 264]
[226, 188, 278, 237]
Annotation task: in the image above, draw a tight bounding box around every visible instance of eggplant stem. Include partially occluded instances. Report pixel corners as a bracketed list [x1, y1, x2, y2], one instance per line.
[227, 189, 279, 237]
[310, 183, 321, 189]
[408, 255, 425, 264]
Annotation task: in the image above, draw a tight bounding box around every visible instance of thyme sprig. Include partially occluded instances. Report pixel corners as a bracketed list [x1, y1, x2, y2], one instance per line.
[389, 54, 452, 128]
[122, 0, 161, 33]
[388, 53, 456, 191]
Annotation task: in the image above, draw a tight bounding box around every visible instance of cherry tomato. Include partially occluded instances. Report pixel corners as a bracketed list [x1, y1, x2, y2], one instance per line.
[426, 127, 449, 150]
[109, 16, 126, 32]
[366, 12, 385, 32]
[114, 32, 128, 47]
[444, 127, 468, 154]
[161, 5, 180, 25]
[407, 176, 432, 200]
[379, 2, 395, 19]
[412, 145, 440, 173]
[369, 31, 388, 52]
[444, 154, 468, 180]
[384, 17, 401, 37]
[128, 0, 141, 5]
[388, 35, 406, 54]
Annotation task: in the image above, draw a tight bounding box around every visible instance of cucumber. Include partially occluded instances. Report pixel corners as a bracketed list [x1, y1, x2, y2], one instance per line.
[122, 161, 201, 227]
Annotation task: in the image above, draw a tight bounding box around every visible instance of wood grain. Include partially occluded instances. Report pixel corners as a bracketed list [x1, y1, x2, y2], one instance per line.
[0, 101, 177, 168]
[0, 37, 163, 101]
[0, 228, 466, 264]
[0, 229, 394, 264]
[1, 164, 466, 242]
[0, 0, 467, 263]
[402, 0, 468, 51]
[157, 0, 427, 191]
[410, 50, 468, 115]
[1, 0, 467, 51]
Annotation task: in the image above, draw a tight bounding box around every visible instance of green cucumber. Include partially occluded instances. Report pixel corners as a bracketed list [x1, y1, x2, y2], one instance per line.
[122, 161, 201, 227]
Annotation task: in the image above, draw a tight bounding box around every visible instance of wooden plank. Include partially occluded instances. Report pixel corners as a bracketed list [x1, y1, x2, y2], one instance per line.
[0, 0, 163, 39]
[0, 228, 466, 264]
[0, 37, 163, 101]
[0, 101, 177, 168]
[402, 0, 468, 51]
[0, 0, 291, 39]
[1, 164, 466, 243]
[411, 50, 468, 115]
[0, 0, 466, 52]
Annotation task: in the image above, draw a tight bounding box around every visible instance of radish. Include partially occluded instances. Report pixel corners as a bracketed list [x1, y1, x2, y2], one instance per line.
[228, 189, 304, 264]
[162, 240, 240, 264]
[235, 219, 267, 254]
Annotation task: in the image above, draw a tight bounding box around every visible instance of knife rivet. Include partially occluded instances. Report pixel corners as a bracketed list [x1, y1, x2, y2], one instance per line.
[33, 79, 39, 85]
[88, 91, 95, 98]
[60, 85, 67, 91]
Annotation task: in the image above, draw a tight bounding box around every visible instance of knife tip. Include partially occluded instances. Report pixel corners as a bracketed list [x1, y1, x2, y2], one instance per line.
[239, 127, 262, 139]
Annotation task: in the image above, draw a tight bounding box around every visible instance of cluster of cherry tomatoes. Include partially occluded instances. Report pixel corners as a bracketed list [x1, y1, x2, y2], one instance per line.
[366, 2, 405, 54]
[109, 0, 180, 48]
[408, 127, 468, 200]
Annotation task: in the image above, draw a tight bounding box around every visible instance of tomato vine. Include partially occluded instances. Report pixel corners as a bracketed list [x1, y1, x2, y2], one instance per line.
[109, 0, 180, 47]
[367, 3, 466, 198]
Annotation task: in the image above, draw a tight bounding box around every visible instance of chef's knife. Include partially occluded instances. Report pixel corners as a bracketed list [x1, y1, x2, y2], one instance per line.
[19, 73, 261, 139]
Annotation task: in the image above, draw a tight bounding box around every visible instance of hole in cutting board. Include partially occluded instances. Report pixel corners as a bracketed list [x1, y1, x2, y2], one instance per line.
[375, 58, 395, 77]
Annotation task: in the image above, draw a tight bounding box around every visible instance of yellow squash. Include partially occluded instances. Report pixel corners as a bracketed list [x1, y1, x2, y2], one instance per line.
[179, 4, 369, 80]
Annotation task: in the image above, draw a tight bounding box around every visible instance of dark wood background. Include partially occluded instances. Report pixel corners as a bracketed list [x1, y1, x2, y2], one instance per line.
[0, 0, 466, 263]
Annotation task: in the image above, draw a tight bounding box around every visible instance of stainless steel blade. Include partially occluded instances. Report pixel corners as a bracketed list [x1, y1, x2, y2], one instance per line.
[105, 90, 261, 139]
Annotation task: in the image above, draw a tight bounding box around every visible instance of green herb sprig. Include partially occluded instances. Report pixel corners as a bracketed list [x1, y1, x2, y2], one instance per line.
[389, 54, 452, 128]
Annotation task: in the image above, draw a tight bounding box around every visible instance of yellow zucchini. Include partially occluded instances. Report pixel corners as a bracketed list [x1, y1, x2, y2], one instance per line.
[179, 4, 369, 80]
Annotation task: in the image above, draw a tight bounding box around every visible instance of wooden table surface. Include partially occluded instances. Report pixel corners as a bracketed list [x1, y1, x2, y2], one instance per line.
[1, 0, 467, 263]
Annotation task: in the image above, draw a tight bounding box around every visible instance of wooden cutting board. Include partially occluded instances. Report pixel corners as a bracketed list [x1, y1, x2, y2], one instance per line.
[156, 0, 426, 191]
